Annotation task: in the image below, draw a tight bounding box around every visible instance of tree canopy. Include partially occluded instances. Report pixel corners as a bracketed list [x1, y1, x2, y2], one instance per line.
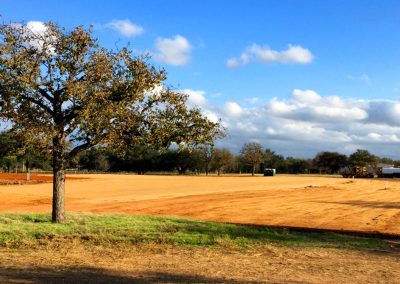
[0, 22, 222, 222]
[348, 149, 378, 167]
[313, 151, 348, 174]
[210, 148, 234, 176]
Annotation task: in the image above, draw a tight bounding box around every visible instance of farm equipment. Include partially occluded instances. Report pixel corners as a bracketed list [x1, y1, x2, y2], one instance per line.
[341, 165, 400, 178]
[340, 166, 375, 178]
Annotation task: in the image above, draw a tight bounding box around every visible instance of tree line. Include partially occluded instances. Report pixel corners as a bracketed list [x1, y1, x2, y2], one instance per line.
[1, 133, 396, 176]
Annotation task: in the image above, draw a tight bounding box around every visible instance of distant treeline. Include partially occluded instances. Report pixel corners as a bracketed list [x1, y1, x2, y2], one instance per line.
[0, 130, 397, 175]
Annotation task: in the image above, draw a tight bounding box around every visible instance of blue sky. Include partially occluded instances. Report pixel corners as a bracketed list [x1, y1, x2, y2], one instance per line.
[2, 0, 400, 158]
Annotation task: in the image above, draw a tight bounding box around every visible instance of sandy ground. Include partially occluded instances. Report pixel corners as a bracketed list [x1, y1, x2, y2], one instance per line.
[0, 243, 399, 283]
[1, 174, 400, 235]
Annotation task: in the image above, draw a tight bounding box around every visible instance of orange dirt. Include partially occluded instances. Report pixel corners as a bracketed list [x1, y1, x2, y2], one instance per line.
[0, 173, 86, 185]
[1, 174, 400, 234]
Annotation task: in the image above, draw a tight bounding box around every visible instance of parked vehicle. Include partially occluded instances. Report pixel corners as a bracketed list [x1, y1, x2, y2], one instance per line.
[263, 168, 276, 176]
[379, 167, 400, 178]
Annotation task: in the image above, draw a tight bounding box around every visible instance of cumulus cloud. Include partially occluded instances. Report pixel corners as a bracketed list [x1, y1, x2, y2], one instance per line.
[227, 44, 314, 68]
[223, 101, 244, 117]
[181, 89, 207, 107]
[184, 88, 400, 158]
[153, 35, 192, 66]
[203, 110, 220, 124]
[25, 21, 47, 35]
[106, 19, 144, 37]
[292, 89, 321, 104]
[267, 90, 368, 122]
[244, 97, 260, 104]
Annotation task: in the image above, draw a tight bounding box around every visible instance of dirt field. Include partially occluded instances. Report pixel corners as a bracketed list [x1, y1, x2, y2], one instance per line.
[0, 173, 85, 185]
[1, 174, 400, 235]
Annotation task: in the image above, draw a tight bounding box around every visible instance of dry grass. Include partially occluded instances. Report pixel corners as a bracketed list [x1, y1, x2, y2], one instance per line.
[1, 241, 399, 283]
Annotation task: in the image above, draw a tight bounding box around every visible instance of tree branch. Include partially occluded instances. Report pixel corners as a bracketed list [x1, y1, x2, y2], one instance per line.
[66, 140, 94, 161]
[20, 94, 54, 116]
[37, 87, 54, 103]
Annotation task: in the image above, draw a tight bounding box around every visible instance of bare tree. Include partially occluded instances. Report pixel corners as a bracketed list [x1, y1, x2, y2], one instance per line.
[240, 142, 264, 176]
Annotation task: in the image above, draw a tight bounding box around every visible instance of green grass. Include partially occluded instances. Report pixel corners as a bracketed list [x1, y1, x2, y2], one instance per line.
[0, 213, 392, 250]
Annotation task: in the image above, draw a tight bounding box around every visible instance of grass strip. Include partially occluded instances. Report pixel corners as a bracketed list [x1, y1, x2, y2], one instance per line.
[0, 213, 391, 250]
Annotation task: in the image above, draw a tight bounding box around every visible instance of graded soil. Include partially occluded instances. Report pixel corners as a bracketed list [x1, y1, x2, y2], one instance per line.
[1, 174, 400, 235]
[0, 173, 86, 185]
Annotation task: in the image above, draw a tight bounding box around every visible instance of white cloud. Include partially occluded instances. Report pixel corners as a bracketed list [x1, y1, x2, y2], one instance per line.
[244, 97, 260, 104]
[325, 96, 345, 107]
[106, 19, 144, 37]
[269, 98, 297, 114]
[175, 88, 400, 158]
[266, 89, 368, 122]
[367, 133, 381, 140]
[226, 58, 240, 68]
[223, 101, 243, 117]
[181, 89, 207, 107]
[154, 35, 192, 66]
[11, 21, 56, 54]
[237, 121, 258, 133]
[204, 111, 219, 123]
[227, 44, 314, 68]
[26, 21, 47, 36]
[292, 89, 321, 104]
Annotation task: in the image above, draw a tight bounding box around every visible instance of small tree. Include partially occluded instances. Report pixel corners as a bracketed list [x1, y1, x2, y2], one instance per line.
[211, 148, 234, 176]
[0, 129, 51, 172]
[0, 130, 17, 171]
[240, 142, 264, 176]
[197, 144, 213, 175]
[264, 148, 287, 172]
[0, 22, 221, 222]
[286, 157, 312, 174]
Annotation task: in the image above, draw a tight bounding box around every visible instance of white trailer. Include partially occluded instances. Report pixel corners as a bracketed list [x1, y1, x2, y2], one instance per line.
[380, 167, 400, 178]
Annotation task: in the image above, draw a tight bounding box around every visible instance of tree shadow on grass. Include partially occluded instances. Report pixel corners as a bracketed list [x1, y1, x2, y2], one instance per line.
[0, 266, 271, 284]
[160, 219, 390, 250]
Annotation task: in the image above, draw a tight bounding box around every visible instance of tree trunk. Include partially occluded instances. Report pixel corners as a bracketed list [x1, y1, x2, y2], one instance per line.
[252, 164, 255, 176]
[52, 138, 66, 223]
[217, 169, 221, 176]
[25, 161, 30, 181]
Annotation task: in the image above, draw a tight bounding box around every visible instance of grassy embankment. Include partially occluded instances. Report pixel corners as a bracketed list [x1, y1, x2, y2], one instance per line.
[0, 213, 393, 250]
